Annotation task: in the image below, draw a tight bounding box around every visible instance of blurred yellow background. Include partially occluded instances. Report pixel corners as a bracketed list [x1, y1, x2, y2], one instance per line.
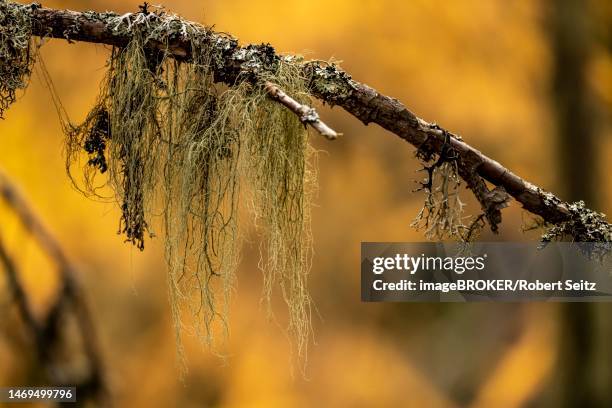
[0, 0, 610, 407]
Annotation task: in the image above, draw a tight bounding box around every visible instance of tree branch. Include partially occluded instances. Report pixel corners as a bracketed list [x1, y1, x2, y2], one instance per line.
[11, 2, 610, 238]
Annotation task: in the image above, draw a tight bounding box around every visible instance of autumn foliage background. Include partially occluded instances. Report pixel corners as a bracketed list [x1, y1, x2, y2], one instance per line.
[0, 0, 611, 407]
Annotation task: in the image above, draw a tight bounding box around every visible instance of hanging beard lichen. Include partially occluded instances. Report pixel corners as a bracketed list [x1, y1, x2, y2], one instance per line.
[0, 0, 35, 118]
[162, 45, 241, 352]
[64, 13, 315, 363]
[239, 63, 316, 362]
[67, 36, 161, 250]
[411, 157, 469, 241]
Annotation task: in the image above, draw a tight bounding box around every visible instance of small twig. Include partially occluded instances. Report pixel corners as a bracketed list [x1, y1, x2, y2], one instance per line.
[264, 81, 340, 140]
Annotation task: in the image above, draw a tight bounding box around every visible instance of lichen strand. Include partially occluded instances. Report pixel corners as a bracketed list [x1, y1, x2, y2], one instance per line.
[65, 11, 315, 360]
[412, 131, 475, 241]
[411, 159, 468, 241]
[67, 37, 160, 250]
[0, 0, 36, 118]
[240, 62, 316, 363]
[162, 44, 241, 351]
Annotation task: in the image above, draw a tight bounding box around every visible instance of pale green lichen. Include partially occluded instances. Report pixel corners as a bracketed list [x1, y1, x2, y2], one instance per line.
[64, 12, 315, 364]
[307, 62, 355, 103]
[0, 0, 35, 118]
[239, 62, 316, 362]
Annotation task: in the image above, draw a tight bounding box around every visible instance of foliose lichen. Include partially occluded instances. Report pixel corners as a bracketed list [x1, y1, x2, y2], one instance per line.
[306, 62, 355, 104]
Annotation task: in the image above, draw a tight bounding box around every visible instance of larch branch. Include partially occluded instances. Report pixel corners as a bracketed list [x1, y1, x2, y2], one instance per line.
[10, 2, 610, 236]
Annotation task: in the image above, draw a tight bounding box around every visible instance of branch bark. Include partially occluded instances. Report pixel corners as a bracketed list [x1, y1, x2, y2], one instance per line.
[16, 3, 611, 236]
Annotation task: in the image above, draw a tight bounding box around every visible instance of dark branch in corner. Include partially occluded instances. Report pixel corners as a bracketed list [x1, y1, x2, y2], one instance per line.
[0, 235, 39, 338]
[0, 168, 109, 406]
[10, 2, 610, 240]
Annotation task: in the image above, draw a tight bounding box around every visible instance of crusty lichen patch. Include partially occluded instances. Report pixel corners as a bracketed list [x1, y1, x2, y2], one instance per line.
[307, 62, 355, 104]
[541, 201, 611, 258]
[0, 0, 35, 118]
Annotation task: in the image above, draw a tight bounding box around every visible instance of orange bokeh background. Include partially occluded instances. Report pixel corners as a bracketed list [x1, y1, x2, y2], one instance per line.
[0, 1, 610, 407]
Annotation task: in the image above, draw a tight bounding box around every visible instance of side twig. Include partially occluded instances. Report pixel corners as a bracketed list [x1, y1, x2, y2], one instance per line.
[264, 81, 340, 140]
